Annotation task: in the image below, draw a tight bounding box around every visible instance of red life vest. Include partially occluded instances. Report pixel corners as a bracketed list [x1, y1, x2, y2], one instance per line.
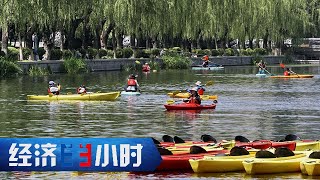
[198, 88, 204, 95]
[284, 71, 290, 76]
[128, 79, 137, 86]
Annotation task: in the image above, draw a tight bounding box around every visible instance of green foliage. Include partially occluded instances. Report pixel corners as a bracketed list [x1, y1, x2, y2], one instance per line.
[115, 49, 123, 58]
[7, 47, 19, 61]
[63, 57, 87, 74]
[151, 48, 160, 57]
[123, 63, 141, 72]
[51, 49, 63, 60]
[134, 49, 144, 58]
[37, 48, 45, 60]
[171, 47, 181, 52]
[142, 49, 151, 58]
[148, 60, 160, 70]
[0, 57, 22, 77]
[252, 55, 263, 65]
[0, 51, 5, 57]
[211, 49, 220, 56]
[122, 47, 133, 58]
[28, 66, 50, 76]
[22, 48, 32, 60]
[162, 54, 192, 69]
[87, 48, 98, 59]
[224, 48, 235, 56]
[62, 49, 73, 59]
[195, 49, 206, 56]
[79, 49, 87, 58]
[98, 49, 108, 58]
[254, 48, 268, 55]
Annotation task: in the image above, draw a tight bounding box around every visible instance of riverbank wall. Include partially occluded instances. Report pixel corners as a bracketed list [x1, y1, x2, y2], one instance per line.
[18, 55, 285, 73]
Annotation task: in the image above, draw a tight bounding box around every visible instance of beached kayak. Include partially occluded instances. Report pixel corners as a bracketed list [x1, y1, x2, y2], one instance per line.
[120, 91, 141, 96]
[27, 92, 120, 101]
[300, 156, 320, 176]
[270, 74, 314, 78]
[190, 154, 253, 173]
[164, 103, 216, 110]
[192, 65, 224, 70]
[243, 153, 306, 174]
[167, 92, 218, 100]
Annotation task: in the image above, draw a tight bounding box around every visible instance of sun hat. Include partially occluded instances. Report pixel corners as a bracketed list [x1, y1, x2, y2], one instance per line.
[195, 81, 201, 86]
[49, 81, 55, 85]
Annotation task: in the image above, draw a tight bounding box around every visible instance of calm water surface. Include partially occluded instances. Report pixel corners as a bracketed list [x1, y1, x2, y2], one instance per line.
[0, 64, 319, 179]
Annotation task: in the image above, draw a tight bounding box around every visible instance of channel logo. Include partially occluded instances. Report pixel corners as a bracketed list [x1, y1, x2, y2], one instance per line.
[0, 138, 162, 171]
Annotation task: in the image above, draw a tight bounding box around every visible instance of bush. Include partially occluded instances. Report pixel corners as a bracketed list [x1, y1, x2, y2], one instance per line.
[254, 48, 268, 55]
[143, 49, 151, 58]
[171, 47, 181, 52]
[22, 48, 32, 60]
[28, 66, 50, 76]
[63, 57, 87, 74]
[224, 48, 235, 56]
[217, 48, 225, 56]
[122, 47, 133, 58]
[0, 51, 5, 57]
[51, 49, 63, 60]
[246, 48, 254, 56]
[162, 54, 192, 69]
[79, 48, 86, 58]
[7, 47, 19, 61]
[211, 49, 220, 56]
[37, 48, 45, 60]
[87, 48, 98, 59]
[0, 57, 22, 77]
[98, 49, 108, 58]
[151, 48, 160, 57]
[134, 49, 144, 58]
[62, 49, 73, 59]
[115, 49, 123, 58]
[107, 50, 114, 58]
[195, 49, 206, 56]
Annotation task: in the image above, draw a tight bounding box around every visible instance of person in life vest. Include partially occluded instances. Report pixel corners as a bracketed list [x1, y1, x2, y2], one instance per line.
[142, 63, 151, 72]
[195, 81, 205, 95]
[187, 87, 201, 105]
[126, 74, 140, 92]
[77, 85, 87, 94]
[284, 68, 291, 76]
[202, 55, 209, 67]
[48, 81, 61, 95]
[257, 60, 267, 74]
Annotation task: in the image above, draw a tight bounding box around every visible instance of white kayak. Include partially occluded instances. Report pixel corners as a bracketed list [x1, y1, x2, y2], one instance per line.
[256, 73, 267, 78]
[192, 65, 224, 70]
[120, 91, 141, 96]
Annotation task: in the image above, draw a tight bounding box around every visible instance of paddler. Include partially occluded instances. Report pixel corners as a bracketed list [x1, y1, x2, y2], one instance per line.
[142, 62, 151, 72]
[187, 87, 201, 105]
[202, 55, 209, 67]
[77, 85, 87, 94]
[257, 60, 267, 74]
[48, 81, 61, 95]
[125, 74, 140, 92]
[194, 81, 205, 95]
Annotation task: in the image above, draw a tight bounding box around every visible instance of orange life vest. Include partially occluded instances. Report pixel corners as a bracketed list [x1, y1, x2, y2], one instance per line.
[198, 88, 204, 95]
[128, 79, 137, 86]
[284, 71, 290, 76]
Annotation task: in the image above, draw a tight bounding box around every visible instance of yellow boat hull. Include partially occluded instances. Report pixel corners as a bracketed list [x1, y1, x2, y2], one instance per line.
[300, 159, 320, 176]
[190, 155, 253, 173]
[167, 92, 218, 100]
[296, 141, 320, 151]
[243, 154, 306, 174]
[270, 74, 314, 78]
[27, 92, 120, 101]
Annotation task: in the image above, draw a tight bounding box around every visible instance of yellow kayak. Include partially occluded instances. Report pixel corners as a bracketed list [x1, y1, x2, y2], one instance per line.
[243, 153, 306, 174]
[167, 92, 218, 100]
[27, 92, 120, 101]
[301, 158, 320, 176]
[190, 154, 253, 173]
[296, 141, 320, 151]
[270, 74, 314, 78]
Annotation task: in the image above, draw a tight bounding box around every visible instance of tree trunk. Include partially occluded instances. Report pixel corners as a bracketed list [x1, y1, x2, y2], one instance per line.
[18, 33, 23, 60]
[146, 38, 150, 49]
[214, 34, 218, 50]
[249, 38, 253, 49]
[66, 19, 83, 49]
[116, 30, 122, 49]
[1, 25, 8, 55]
[196, 34, 201, 49]
[100, 22, 114, 49]
[152, 36, 157, 49]
[112, 29, 116, 58]
[82, 20, 89, 49]
[25, 27, 34, 60]
[60, 30, 64, 51]
[94, 26, 101, 49]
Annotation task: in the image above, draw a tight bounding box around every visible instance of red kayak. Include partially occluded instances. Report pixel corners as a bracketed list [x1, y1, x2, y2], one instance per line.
[156, 149, 229, 171]
[236, 140, 296, 151]
[164, 103, 216, 110]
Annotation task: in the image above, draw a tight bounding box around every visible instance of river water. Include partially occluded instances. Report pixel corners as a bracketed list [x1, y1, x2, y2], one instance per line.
[0, 64, 319, 179]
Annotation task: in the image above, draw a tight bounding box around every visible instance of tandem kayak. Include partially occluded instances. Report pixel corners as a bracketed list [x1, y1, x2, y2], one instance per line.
[167, 92, 218, 100]
[191, 65, 224, 70]
[164, 102, 216, 111]
[270, 74, 314, 78]
[27, 91, 120, 101]
[120, 91, 141, 96]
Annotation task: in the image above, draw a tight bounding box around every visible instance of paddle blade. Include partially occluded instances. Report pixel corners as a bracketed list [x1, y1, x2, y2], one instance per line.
[280, 63, 285, 69]
[167, 99, 175, 104]
[205, 81, 214, 86]
[135, 60, 141, 64]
